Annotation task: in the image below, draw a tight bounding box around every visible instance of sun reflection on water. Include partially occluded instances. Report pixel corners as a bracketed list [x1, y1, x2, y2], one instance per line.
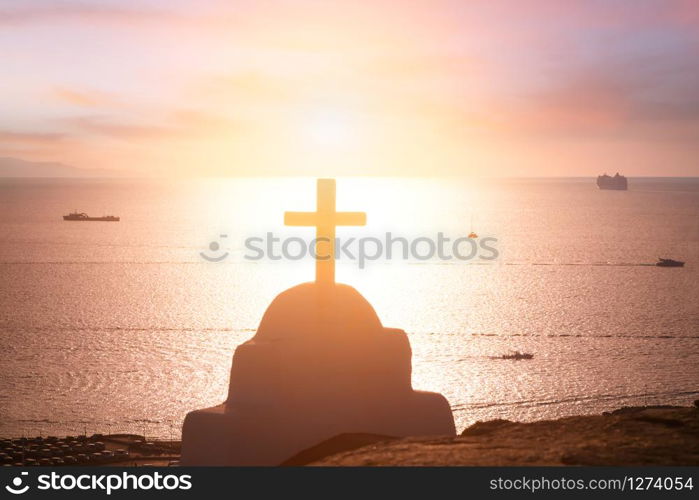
[0, 177, 697, 438]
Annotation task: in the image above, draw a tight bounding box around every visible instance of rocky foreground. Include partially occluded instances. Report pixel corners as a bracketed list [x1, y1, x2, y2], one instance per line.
[283, 404, 699, 466]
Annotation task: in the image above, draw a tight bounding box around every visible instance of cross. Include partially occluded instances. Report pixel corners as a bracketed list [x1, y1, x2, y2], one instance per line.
[285, 178, 366, 285]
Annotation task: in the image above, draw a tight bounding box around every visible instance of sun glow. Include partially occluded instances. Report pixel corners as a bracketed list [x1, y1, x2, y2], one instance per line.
[303, 109, 359, 149]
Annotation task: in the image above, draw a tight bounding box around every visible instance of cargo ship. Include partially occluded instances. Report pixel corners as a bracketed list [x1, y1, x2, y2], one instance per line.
[596, 172, 627, 190]
[63, 211, 120, 222]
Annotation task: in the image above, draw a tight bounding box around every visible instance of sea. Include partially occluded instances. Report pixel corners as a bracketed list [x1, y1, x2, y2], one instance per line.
[0, 177, 698, 439]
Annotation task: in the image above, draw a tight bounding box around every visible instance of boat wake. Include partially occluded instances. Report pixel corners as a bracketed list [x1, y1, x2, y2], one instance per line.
[451, 389, 699, 412]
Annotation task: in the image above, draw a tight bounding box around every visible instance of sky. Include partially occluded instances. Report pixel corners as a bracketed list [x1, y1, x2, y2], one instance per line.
[1, 0, 698, 177]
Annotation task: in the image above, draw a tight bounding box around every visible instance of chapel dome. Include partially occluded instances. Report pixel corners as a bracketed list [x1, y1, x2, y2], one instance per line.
[254, 282, 384, 341]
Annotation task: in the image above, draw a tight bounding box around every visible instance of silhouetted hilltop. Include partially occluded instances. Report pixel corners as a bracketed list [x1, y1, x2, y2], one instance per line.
[304, 404, 699, 466]
[0, 157, 123, 178]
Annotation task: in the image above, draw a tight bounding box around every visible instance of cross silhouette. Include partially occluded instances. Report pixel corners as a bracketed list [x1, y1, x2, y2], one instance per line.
[285, 179, 366, 285]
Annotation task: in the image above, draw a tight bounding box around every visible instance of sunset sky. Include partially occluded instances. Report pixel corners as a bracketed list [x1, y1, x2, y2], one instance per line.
[1, 0, 698, 177]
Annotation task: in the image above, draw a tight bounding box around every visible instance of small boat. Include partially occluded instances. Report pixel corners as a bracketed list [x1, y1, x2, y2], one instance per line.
[656, 258, 684, 267]
[501, 351, 534, 360]
[63, 211, 120, 222]
[468, 214, 478, 238]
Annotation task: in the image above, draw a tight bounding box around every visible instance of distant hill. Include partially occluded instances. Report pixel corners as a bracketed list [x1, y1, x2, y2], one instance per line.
[0, 157, 125, 177]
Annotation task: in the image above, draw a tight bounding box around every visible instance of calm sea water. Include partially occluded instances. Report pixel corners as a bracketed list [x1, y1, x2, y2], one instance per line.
[0, 177, 698, 439]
